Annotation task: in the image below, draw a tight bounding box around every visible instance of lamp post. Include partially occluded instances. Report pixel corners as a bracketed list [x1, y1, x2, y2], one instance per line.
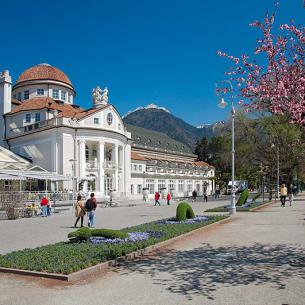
[271, 143, 279, 199]
[216, 80, 236, 215]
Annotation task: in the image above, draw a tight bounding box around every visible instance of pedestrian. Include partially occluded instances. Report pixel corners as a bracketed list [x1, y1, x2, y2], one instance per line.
[280, 183, 287, 207]
[192, 190, 197, 202]
[74, 194, 86, 227]
[204, 191, 208, 202]
[85, 193, 97, 228]
[154, 192, 161, 206]
[40, 195, 48, 217]
[166, 192, 171, 205]
[47, 200, 51, 216]
[288, 190, 294, 207]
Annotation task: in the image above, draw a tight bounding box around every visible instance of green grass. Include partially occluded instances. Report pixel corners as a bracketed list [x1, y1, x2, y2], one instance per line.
[0, 215, 227, 275]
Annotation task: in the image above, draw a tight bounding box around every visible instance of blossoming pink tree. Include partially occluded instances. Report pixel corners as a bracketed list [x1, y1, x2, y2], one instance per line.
[218, 11, 305, 126]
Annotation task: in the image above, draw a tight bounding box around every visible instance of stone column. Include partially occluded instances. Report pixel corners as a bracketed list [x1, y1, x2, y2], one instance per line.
[98, 140, 105, 197]
[78, 139, 87, 191]
[114, 144, 119, 191]
[121, 145, 125, 197]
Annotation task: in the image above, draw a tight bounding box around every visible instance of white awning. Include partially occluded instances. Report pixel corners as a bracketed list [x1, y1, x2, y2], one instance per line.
[0, 170, 71, 181]
[0, 173, 26, 180]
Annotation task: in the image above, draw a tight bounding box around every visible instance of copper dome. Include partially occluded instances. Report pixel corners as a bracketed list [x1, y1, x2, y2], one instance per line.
[16, 63, 73, 86]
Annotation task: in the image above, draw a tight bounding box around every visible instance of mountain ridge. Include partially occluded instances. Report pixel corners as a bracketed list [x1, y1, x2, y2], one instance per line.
[123, 105, 225, 149]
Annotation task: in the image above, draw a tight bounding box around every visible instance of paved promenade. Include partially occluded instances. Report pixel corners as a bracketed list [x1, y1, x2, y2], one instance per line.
[0, 196, 225, 255]
[0, 196, 305, 305]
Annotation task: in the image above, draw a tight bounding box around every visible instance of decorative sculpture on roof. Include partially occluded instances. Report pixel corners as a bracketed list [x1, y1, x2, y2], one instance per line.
[92, 86, 109, 108]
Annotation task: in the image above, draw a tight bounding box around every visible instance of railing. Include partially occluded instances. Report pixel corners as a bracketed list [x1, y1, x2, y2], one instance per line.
[10, 119, 55, 135]
[86, 160, 98, 169]
[103, 161, 117, 169]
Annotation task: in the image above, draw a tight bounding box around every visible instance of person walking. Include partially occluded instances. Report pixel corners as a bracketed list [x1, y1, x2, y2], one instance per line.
[288, 191, 294, 206]
[85, 193, 97, 227]
[40, 195, 49, 217]
[154, 192, 161, 206]
[166, 192, 171, 205]
[204, 191, 208, 202]
[192, 190, 198, 202]
[280, 184, 287, 207]
[74, 194, 86, 227]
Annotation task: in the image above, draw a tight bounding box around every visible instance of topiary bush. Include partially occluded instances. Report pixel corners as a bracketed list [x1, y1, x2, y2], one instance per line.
[236, 189, 249, 206]
[251, 193, 261, 202]
[91, 229, 128, 239]
[176, 202, 195, 221]
[68, 227, 92, 241]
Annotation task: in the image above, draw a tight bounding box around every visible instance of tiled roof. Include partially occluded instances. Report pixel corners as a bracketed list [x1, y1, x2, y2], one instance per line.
[7, 97, 111, 121]
[11, 99, 21, 105]
[16, 64, 72, 86]
[8, 97, 83, 118]
[131, 151, 147, 161]
[194, 161, 214, 168]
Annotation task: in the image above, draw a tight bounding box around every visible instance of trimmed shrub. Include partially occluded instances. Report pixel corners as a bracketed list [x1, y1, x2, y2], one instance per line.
[68, 227, 91, 241]
[236, 189, 249, 206]
[251, 193, 261, 202]
[176, 202, 195, 221]
[91, 229, 128, 239]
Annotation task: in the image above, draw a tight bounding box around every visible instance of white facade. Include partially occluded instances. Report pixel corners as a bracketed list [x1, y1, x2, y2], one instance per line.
[0, 64, 215, 201]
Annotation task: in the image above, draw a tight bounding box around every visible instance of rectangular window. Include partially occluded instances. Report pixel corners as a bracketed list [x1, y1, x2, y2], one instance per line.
[24, 90, 29, 100]
[52, 89, 59, 99]
[94, 118, 99, 125]
[35, 113, 40, 122]
[25, 113, 31, 123]
[37, 89, 44, 96]
[169, 180, 175, 190]
[158, 179, 166, 193]
[139, 165, 142, 171]
[133, 164, 137, 171]
[188, 180, 193, 192]
[131, 184, 134, 195]
[146, 179, 155, 194]
[137, 184, 142, 194]
[17, 92, 22, 101]
[61, 91, 66, 100]
[178, 180, 184, 192]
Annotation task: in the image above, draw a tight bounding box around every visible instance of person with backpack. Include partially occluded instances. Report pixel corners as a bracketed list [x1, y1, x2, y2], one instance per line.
[85, 193, 97, 228]
[154, 192, 161, 206]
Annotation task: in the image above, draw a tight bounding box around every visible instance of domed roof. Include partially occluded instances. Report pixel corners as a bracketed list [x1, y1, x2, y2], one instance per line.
[16, 63, 73, 86]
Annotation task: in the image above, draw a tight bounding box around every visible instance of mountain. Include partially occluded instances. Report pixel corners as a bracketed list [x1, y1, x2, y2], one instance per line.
[123, 105, 226, 149]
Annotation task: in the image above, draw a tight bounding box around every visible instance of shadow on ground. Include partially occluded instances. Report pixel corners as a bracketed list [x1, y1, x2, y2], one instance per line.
[118, 243, 305, 300]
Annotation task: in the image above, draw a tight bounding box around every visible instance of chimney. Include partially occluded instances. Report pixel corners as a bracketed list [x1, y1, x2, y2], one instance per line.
[0, 70, 12, 146]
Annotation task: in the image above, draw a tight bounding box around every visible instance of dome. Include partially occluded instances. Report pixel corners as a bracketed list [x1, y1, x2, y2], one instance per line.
[15, 63, 73, 87]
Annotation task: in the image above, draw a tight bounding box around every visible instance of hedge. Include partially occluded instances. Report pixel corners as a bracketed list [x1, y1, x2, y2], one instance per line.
[236, 189, 249, 206]
[176, 202, 195, 221]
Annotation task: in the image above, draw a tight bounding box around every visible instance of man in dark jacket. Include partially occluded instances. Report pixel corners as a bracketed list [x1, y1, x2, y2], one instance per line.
[85, 193, 97, 227]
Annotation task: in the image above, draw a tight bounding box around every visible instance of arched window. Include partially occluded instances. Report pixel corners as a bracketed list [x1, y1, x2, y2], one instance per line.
[107, 113, 113, 125]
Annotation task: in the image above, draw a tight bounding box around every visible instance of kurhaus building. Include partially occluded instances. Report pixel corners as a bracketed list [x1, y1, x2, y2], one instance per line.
[0, 64, 214, 199]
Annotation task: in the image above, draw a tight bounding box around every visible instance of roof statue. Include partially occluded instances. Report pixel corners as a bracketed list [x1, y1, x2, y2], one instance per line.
[92, 86, 108, 108]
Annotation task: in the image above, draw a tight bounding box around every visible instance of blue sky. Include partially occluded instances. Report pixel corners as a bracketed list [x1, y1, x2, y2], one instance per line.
[1, 0, 304, 126]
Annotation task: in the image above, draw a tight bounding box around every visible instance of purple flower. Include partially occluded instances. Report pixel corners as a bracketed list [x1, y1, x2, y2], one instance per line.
[163, 215, 209, 225]
[90, 231, 164, 245]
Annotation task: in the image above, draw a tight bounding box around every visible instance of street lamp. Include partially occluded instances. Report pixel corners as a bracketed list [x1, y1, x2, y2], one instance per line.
[271, 143, 280, 199]
[215, 80, 236, 215]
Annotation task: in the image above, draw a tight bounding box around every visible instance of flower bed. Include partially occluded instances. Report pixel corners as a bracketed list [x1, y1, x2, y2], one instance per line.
[205, 200, 271, 212]
[0, 215, 227, 275]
